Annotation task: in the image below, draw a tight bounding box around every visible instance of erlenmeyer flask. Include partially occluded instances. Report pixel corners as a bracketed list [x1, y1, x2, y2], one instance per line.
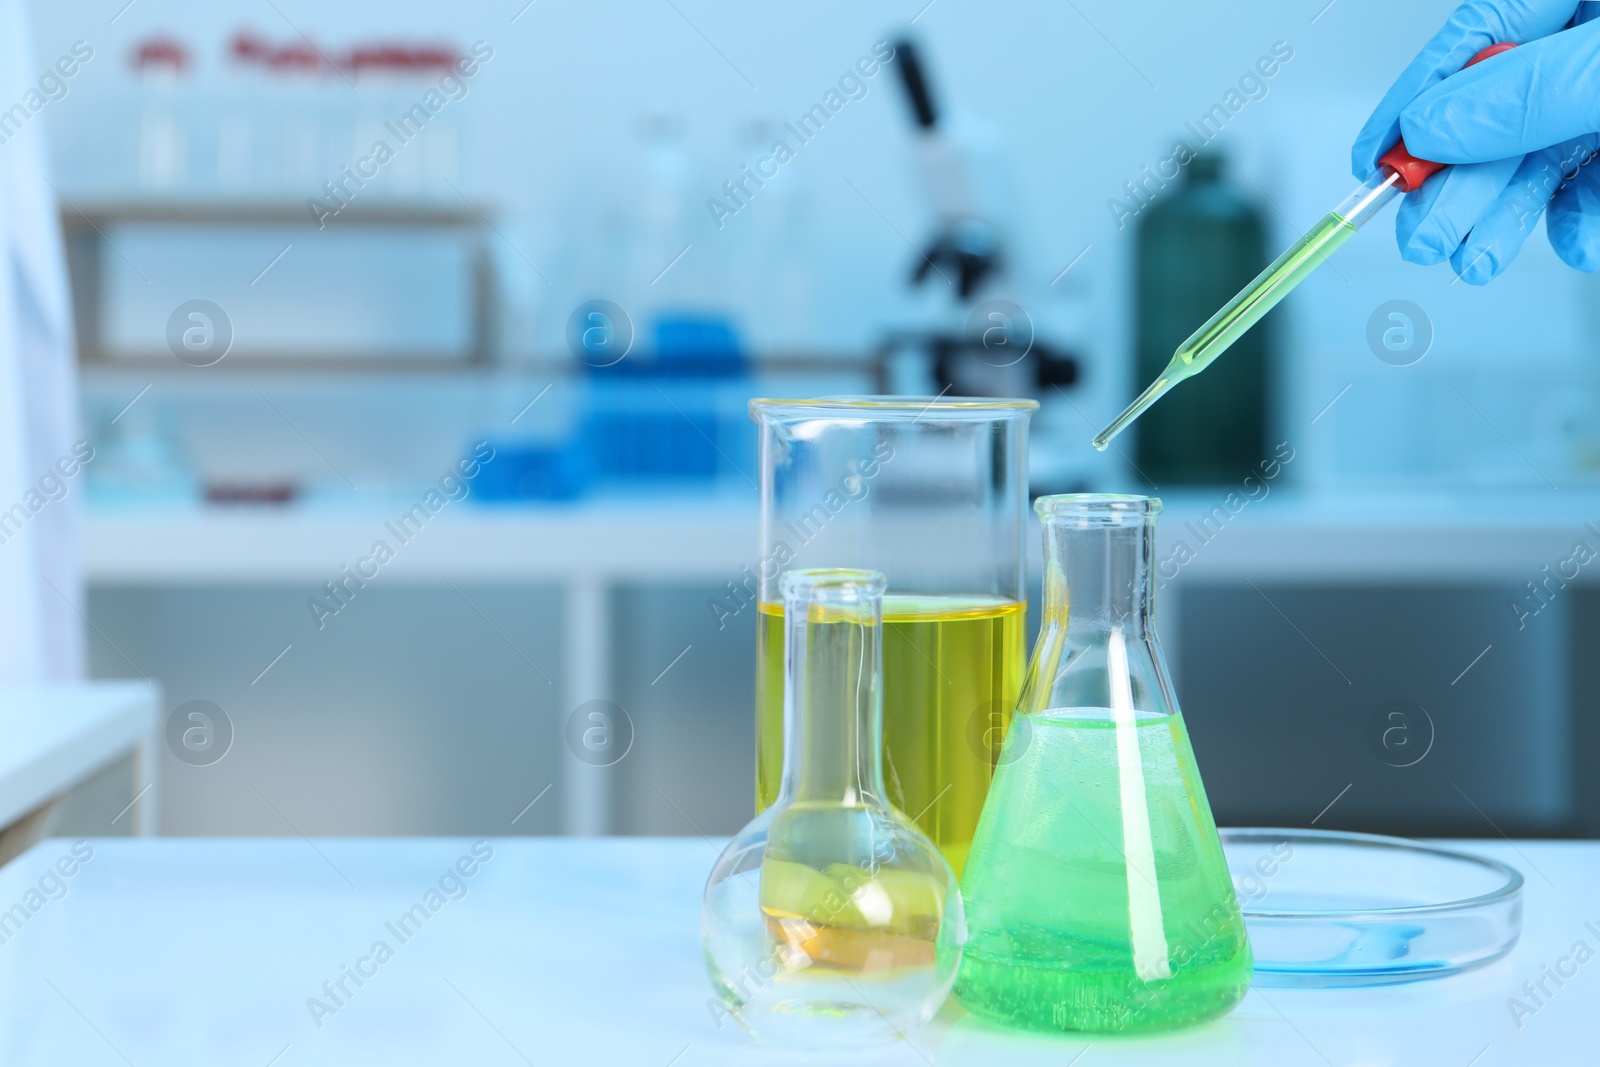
[702, 569, 965, 1047]
[956, 495, 1251, 1032]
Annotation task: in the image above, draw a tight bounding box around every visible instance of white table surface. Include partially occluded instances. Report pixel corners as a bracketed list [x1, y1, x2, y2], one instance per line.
[3, 836, 1594, 1066]
[0, 683, 159, 835]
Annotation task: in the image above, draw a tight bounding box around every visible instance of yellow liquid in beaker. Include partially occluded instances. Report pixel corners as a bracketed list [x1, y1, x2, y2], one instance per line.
[757, 596, 1026, 877]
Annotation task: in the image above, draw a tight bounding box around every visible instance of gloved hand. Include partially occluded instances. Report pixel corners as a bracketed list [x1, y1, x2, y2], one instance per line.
[1352, 0, 1600, 284]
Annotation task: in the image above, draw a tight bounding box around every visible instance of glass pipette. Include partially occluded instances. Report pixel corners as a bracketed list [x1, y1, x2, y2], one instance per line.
[1092, 42, 1516, 451]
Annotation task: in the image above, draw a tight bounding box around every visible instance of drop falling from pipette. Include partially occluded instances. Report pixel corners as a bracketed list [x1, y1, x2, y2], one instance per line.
[1090, 42, 1517, 452]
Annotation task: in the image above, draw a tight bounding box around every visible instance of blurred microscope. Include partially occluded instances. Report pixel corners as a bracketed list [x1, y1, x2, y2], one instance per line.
[876, 37, 1090, 495]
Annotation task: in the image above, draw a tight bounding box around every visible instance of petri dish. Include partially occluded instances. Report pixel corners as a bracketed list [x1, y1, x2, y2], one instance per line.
[1220, 828, 1523, 988]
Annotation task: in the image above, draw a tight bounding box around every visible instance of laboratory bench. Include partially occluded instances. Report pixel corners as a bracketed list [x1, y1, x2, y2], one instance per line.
[3, 834, 1594, 1064]
[0, 683, 160, 856]
[82, 490, 1600, 839]
[84, 488, 1600, 584]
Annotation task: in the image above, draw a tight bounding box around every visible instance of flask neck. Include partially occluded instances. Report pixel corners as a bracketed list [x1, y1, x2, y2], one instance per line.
[1041, 516, 1156, 638]
[775, 571, 888, 808]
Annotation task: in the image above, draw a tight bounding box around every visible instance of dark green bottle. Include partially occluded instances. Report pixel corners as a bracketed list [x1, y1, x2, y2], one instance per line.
[1134, 153, 1270, 484]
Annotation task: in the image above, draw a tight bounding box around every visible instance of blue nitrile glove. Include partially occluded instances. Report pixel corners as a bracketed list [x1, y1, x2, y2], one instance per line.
[1351, 0, 1600, 284]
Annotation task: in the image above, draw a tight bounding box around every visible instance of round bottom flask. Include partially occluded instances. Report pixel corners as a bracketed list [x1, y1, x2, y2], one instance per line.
[702, 569, 965, 1048]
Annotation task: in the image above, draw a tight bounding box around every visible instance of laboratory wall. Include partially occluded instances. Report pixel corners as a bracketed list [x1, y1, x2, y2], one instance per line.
[23, 0, 1600, 839]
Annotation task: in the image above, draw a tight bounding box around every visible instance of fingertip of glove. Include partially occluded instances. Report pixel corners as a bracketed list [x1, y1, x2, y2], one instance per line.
[1399, 238, 1450, 267]
[1351, 130, 1391, 180]
[1395, 227, 1459, 262]
[1555, 235, 1600, 273]
[1396, 210, 1453, 265]
[1397, 100, 1468, 164]
[1453, 245, 1502, 286]
[1551, 215, 1600, 273]
[1352, 114, 1403, 181]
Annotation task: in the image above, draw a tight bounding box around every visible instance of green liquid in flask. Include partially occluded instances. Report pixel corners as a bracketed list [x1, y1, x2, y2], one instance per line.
[1093, 209, 1358, 451]
[955, 707, 1251, 1033]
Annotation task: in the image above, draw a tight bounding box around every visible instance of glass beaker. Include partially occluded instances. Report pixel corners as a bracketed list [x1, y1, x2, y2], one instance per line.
[702, 569, 964, 1047]
[955, 495, 1250, 1033]
[748, 397, 1037, 878]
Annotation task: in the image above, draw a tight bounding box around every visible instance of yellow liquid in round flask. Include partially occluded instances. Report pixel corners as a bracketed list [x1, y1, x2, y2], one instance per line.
[702, 569, 965, 1048]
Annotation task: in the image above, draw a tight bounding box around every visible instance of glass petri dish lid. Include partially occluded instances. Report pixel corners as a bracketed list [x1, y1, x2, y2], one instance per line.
[1220, 828, 1523, 988]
